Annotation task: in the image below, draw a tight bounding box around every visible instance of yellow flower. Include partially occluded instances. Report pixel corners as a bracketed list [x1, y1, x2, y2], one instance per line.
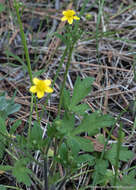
[29, 78, 53, 99]
[61, 9, 80, 24]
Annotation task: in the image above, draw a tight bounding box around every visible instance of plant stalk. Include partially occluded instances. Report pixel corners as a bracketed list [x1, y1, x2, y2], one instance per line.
[58, 45, 74, 116]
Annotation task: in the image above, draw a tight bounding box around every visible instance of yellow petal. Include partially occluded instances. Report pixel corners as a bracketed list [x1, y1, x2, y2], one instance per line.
[44, 79, 51, 86]
[33, 78, 39, 85]
[74, 16, 80, 20]
[30, 86, 37, 93]
[61, 16, 67, 21]
[62, 11, 67, 15]
[45, 87, 53, 93]
[68, 18, 73, 24]
[67, 10, 75, 16]
[62, 10, 75, 16]
[37, 91, 44, 98]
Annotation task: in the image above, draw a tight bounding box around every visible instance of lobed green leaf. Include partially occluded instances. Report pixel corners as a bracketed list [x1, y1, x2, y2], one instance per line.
[72, 112, 115, 136]
[70, 76, 94, 107]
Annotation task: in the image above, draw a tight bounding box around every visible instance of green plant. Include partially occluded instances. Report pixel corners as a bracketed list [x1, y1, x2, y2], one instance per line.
[0, 92, 21, 119]
[0, 0, 135, 189]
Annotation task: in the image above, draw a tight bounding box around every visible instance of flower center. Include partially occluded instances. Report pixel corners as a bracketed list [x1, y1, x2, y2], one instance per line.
[66, 11, 74, 18]
[37, 81, 46, 91]
[67, 15, 73, 19]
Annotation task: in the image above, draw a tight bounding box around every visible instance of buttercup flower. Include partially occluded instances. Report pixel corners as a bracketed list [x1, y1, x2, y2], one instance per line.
[61, 9, 80, 24]
[29, 78, 53, 99]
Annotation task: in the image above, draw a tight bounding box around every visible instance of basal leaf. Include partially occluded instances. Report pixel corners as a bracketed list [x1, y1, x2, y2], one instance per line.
[0, 118, 8, 159]
[67, 135, 94, 154]
[0, 117, 7, 135]
[104, 144, 118, 165]
[72, 136, 94, 152]
[12, 159, 32, 186]
[70, 76, 94, 107]
[67, 136, 80, 156]
[0, 3, 5, 13]
[59, 143, 68, 162]
[9, 120, 21, 134]
[12, 166, 32, 186]
[0, 185, 7, 190]
[95, 159, 109, 175]
[105, 144, 134, 165]
[6, 103, 21, 115]
[119, 149, 134, 162]
[0, 165, 13, 171]
[62, 88, 71, 110]
[70, 103, 90, 115]
[47, 123, 58, 138]
[0, 96, 8, 111]
[78, 154, 95, 165]
[0, 93, 21, 116]
[0, 110, 8, 119]
[29, 121, 43, 149]
[56, 113, 75, 135]
[72, 112, 115, 136]
[92, 159, 109, 185]
[116, 171, 136, 189]
[0, 142, 6, 160]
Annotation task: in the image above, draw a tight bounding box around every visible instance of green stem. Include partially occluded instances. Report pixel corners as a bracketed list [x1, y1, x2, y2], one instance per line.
[43, 156, 48, 190]
[14, 0, 40, 128]
[39, 46, 68, 121]
[91, 125, 115, 188]
[50, 137, 64, 176]
[5, 148, 18, 161]
[58, 45, 74, 116]
[113, 123, 122, 188]
[96, 0, 105, 64]
[14, 0, 32, 83]
[49, 33, 76, 180]
[42, 139, 52, 190]
[1, 186, 23, 190]
[27, 95, 34, 141]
